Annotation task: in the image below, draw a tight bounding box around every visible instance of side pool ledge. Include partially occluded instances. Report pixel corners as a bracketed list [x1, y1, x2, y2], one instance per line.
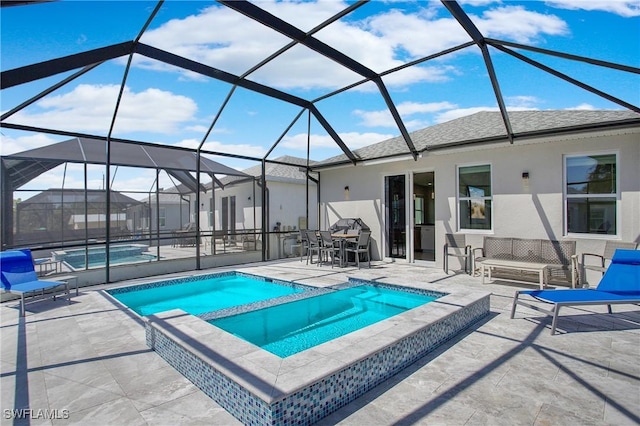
[144, 287, 491, 426]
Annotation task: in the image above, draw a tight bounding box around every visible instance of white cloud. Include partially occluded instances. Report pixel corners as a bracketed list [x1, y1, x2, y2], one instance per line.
[6, 84, 197, 134]
[280, 131, 394, 150]
[338, 132, 397, 149]
[460, 0, 498, 5]
[546, 1, 640, 17]
[184, 125, 210, 134]
[175, 138, 267, 158]
[474, 6, 568, 43]
[566, 103, 596, 110]
[433, 103, 540, 123]
[353, 109, 396, 128]
[354, 101, 457, 128]
[434, 106, 499, 123]
[505, 96, 542, 108]
[0, 133, 60, 156]
[135, 1, 571, 91]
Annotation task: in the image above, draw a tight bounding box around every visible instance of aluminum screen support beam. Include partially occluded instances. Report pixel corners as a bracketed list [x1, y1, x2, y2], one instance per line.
[0, 41, 134, 89]
[135, 43, 356, 162]
[218, 0, 418, 160]
[491, 43, 640, 114]
[1, 63, 102, 121]
[442, 0, 514, 143]
[135, 43, 308, 108]
[308, 105, 357, 163]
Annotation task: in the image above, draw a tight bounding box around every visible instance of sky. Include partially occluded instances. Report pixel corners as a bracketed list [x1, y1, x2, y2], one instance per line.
[1, 0, 639, 197]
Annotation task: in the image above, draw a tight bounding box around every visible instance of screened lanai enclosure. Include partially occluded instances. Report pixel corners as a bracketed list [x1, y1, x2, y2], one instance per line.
[1, 1, 638, 283]
[1, 136, 316, 283]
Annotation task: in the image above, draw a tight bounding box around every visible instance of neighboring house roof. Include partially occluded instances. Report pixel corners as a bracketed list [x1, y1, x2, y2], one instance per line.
[314, 110, 640, 168]
[1, 136, 250, 192]
[210, 155, 317, 189]
[18, 188, 142, 206]
[146, 192, 189, 205]
[148, 183, 196, 204]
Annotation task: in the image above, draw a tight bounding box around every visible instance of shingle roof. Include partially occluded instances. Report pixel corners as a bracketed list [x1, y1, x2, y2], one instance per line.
[20, 189, 142, 206]
[214, 155, 316, 188]
[316, 110, 640, 167]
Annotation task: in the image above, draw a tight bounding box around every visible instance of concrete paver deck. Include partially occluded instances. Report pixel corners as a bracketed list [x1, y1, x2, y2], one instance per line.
[1, 260, 638, 425]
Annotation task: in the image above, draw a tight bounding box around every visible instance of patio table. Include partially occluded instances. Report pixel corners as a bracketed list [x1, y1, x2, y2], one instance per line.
[479, 259, 549, 290]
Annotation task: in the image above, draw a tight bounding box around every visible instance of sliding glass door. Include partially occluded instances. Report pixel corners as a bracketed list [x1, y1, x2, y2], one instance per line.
[385, 175, 406, 259]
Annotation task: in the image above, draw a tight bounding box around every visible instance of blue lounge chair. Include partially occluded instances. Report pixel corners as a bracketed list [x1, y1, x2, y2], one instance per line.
[511, 249, 640, 335]
[1, 249, 70, 316]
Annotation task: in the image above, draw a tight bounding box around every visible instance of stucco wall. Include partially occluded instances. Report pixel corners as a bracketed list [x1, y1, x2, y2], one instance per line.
[267, 181, 318, 232]
[196, 180, 318, 233]
[320, 129, 640, 273]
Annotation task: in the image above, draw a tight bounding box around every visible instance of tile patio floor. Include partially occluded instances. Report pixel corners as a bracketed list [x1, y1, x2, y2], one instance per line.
[1, 260, 638, 425]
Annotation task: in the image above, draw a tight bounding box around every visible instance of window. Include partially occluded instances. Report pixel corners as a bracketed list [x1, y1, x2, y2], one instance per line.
[565, 153, 617, 235]
[159, 207, 166, 228]
[414, 195, 425, 225]
[458, 164, 492, 230]
[208, 198, 213, 227]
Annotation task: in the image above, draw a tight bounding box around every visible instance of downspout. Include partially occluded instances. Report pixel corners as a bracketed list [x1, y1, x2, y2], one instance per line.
[252, 179, 256, 242]
[155, 169, 160, 259]
[317, 173, 321, 230]
[306, 110, 310, 230]
[211, 182, 217, 255]
[61, 163, 66, 247]
[84, 164, 88, 269]
[259, 163, 268, 261]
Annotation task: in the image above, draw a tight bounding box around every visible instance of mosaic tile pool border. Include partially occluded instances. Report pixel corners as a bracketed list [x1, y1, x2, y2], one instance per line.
[145, 281, 490, 425]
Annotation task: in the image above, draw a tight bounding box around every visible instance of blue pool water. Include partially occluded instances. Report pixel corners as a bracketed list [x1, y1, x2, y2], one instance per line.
[55, 244, 156, 270]
[209, 284, 438, 357]
[108, 274, 305, 316]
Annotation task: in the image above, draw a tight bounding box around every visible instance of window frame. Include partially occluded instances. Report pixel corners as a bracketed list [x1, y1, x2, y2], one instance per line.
[456, 163, 493, 233]
[208, 197, 214, 228]
[564, 151, 619, 238]
[158, 207, 166, 228]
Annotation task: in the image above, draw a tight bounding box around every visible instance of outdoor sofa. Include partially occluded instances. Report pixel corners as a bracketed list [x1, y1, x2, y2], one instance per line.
[474, 236, 578, 288]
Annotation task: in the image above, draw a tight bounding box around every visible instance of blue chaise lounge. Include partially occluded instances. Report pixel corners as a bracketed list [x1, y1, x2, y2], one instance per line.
[1, 249, 70, 316]
[511, 248, 640, 335]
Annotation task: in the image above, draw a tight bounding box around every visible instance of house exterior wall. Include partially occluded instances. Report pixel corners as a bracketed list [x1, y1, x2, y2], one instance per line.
[319, 129, 640, 268]
[149, 203, 189, 232]
[267, 181, 318, 232]
[195, 180, 318, 233]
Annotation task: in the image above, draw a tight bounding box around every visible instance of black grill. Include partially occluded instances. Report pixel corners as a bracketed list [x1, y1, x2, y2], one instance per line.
[329, 218, 370, 234]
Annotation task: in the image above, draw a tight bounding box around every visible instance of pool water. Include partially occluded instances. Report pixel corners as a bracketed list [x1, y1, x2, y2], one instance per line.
[209, 284, 438, 357]
[54, 244, 156, 270]
[108, 274, 305, 316]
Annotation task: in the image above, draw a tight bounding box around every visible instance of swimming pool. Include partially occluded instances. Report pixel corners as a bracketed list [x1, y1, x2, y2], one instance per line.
[107, 272, 308, 316]
[145, 277, 491, 425]
[210, 284, 438, 357]
[53, 244, 156, 270]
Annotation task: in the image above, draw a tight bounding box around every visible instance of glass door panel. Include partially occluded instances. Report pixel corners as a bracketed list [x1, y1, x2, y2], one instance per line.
[385, 175, 406, 259]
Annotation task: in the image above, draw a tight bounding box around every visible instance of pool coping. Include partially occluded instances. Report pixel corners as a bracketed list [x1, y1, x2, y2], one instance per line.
[142, 277, 491, 424]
